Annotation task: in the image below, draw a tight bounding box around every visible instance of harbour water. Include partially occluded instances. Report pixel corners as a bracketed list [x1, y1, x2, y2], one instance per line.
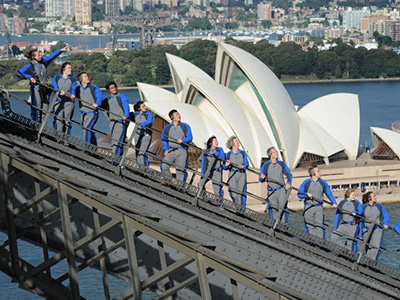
[1, 80, 400, 299]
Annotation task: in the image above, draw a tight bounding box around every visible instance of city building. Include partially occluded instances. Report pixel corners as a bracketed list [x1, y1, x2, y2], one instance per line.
[45, 0, 74, 19]
[342, 8, 370, 30]
[105, 0, 119, 16]
[75, 0, 92, 24]
[45, 0, 63, 17]
[258, 1, 272, 21]
[137, 43, 360, 169]
[132, 0, 143, 12]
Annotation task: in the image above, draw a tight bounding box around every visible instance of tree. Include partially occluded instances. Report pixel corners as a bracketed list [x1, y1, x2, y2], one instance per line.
[187, 18, 212, 30]
[179, 40, 217, 77]
[50, 41, 67, 53]
[261, 20, 272, 29]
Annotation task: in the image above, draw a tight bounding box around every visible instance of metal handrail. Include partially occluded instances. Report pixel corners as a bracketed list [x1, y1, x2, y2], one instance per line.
[1, 85, 399, 272]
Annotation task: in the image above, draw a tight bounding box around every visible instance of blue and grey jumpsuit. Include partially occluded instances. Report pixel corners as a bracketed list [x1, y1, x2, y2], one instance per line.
[75, 83, 103, 145]
[201, 147, 225, 197]
[224, 150, 249, 210]
[361, 202, 389, 260]
[259, 160, 292, 223]
[17, 48, 63, 122]
[96, 94, 130, 161]
[161, 122, 193, 182]
[298, 178, 336, 239]
[52, 74, 77, 135]
[132, 111, 153, 167]
[331, 198, 362, 252]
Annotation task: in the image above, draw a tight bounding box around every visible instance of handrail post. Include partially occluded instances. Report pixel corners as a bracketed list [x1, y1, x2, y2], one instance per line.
[118, 121, 135, 168]
[36, 91, 59, 142]
[356, 223, 375, 265]
[193, 155, 218, 207]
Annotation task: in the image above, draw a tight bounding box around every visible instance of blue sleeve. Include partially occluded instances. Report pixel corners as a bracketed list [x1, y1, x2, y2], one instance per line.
[394, 220, 400, 235]
[259, 162, 268, 182]
[379, 204, 390, 226]
[71, 77, 77, 96]
[52, 75, 59, 91]
[182, 123, 193, 144]
[161, 125, 169, 152]
[322, 179, 336, 204]
[201, 154, 207, 177]
[121, 95, 130, 118]
[297, 179, 309, 199]
[355, 200, 363, 216]
[242, 151, 249, 168]
[333, 201, 343, 229]
[17, 63, 32, 79]
[214, 147, 225, 160]
[42, 49, 62, 65]
[141, 111, 153, 128]
[223, 151, 231, 170]
[94, 85, 103, 103]
[283, 162, 292, 185]
[95, 94, 105, 106]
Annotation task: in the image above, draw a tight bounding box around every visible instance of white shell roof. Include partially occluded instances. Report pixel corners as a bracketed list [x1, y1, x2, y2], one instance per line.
[183, 77, 273, 166]
[137, 45, 361, 170]
[215, 43, 301, 168]
[137, 82, 179, 102]
[166, 53, 213, 95]
[371, 127, 400, 158]
[298, 93, 360, 160]
[145, 101, 229, 151]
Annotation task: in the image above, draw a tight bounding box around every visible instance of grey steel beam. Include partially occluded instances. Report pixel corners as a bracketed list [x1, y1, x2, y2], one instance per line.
[0, 248, 81, 300]
[93, 207, 111, 300]
[1, 154, 19, 276]
[34, 179, 51, 276]
[152, 268, 213, 300]
[0, 198, 76, 250]
[56, 239, 125, 284]
[58, 181, 81, 299]
[157, 241, 173, 298]
[141, 256, 194, 289]
[230, 279, 240, 300]
[0, 184, 55, 228]
[29, 218, 121, 276]
[196, 252, 212, 300]
[122, 215, 142, 300]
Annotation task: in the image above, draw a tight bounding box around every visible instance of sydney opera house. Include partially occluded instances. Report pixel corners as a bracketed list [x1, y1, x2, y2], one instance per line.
[135, 42, 361, 170]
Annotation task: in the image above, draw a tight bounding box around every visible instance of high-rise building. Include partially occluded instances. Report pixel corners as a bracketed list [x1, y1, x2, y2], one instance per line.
[342, 8, 370, 30]
[120, 0, 127, 12]
[45, 0, 63, 17]
[258, 1, 272, 21]
[106, 0, 119, 16]
[45, 0, 74, 19]
[132, 0, 143, 12]
[75, 0, 92, 24]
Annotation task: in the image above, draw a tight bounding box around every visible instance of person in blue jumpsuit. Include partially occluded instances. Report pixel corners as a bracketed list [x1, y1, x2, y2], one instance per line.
[17, 46, 69, 122]
[201, 136, 225, 197]
[259, 147, 292, 223]
[361, 191, 389, 260]
[75, 72, 103, 145]
[297, 166, 337, 239]
[52, 62, 77, 135]
[161, 109, 193, 182]
[92, 81, 130, 162]
[131, 101, 153, 167]
[331, 189, 363, 252]
[224, 136, 249, 211]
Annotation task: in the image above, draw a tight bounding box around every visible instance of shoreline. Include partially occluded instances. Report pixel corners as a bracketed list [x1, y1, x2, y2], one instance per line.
[281, 77, 400, 84]
[7, 77, 400, 92]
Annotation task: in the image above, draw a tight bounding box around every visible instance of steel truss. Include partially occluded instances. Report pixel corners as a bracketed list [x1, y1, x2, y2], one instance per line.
[0, 87, 400, 300]
[0, 151, 299, 300]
